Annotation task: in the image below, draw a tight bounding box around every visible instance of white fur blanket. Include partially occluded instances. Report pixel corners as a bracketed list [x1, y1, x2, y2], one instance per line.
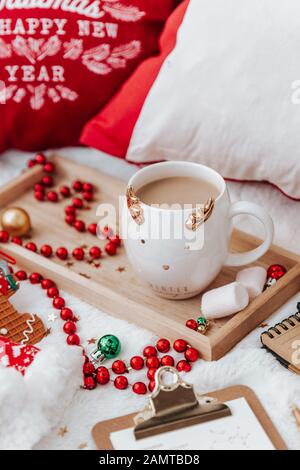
[0, 147, 299, 450]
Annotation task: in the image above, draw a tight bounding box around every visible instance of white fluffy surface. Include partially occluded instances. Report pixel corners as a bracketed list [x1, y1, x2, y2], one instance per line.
[0, 147, 299, 450]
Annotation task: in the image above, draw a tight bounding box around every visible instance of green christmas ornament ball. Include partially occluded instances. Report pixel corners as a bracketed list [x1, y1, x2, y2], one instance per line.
[97, 334, 121, 359]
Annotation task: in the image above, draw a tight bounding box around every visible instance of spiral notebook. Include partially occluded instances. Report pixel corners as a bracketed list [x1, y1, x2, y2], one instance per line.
[261, 307, 300, 374]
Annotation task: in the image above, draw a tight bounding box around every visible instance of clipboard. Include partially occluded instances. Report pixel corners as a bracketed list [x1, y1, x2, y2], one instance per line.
[92, 367, 287, 450]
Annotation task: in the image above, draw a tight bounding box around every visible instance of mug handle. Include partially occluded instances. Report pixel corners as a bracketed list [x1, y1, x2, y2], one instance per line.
[224, 201, 274, 267]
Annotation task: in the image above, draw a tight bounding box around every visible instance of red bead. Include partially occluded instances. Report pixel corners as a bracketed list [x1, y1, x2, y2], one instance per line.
[41, 279, 55, 289]
[63, 321, 77, 335]
[109, 235, 121, 247]
[65, 214, 76, 226]
[89, 246, 102, 259]
[65, 205, 76, 215]
[56, 247, 68, 260]
[130, 356, 144, 370]
[53, 297, 65, 309]
[59, 186, 71, 198]
[74, 220, 86, 232]
[143, 346, 157, 358]
[84, 376, 96, 390]
[40, 244, 52, 258]
[147, 367, 157, 380]
[72, 180, 83, 192]
[25, 242, 37, 252]
[88, 223, 98, 236]
[42, 175, 53, 187]
[72, 197, 83, 209]
[112, 360, 127, 374]
[15, 270, 27, 281]
[83, 191, 93, 202]
[11, 236, 22, 245]
[34, 183, 44, 192]
[267, 264, 287, 280]
[60, 307, 74, 321]
[29, 272, 42, 284]
[27, 159, 36, 168]
[132, 382, 147, 395]
[67, 334, 80, 346]
[146, 356, 160, 369]
[176, 360, 192, 372]
[83, 362, 95, 376]
[114, 376, 128, 390]
[148, 380, 156, 392]
[83, 182, 94, 193]
[47, 191, 58, 203]
[102, 226, 113, 238]
[156, 338, 170, 353]
[96, 366, 110, 385]
[161, 355, 175, 367]
[173, 339, 188, 353]
[34, 190, 45, 201]
[185, 347, 199, 363]
[105, 242, 117, 256]
[44, 162, 55, 174]
[47, 286, 59, 298]
[72, 247, 85, 261]
[186, 319, 198, 330]
[0, 231, 9, 243]
[35, 153, 47, 164]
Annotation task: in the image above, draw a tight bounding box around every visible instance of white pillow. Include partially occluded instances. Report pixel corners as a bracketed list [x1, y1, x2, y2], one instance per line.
[126, 0, 300, 200]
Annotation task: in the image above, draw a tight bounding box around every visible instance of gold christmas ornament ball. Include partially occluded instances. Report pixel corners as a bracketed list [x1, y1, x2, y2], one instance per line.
[1, 207, 31, 237]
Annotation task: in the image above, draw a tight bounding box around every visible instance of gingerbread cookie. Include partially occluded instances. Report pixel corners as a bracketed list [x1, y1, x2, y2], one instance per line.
[0, 277, 46, 345]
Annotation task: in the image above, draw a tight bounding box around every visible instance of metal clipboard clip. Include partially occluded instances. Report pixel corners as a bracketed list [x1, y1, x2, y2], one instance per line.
[134, 366, 231, 440]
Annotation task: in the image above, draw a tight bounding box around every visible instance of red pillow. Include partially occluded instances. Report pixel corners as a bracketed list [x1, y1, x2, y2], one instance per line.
[80, 0, 188, 157]
[0, 1, 176, 152]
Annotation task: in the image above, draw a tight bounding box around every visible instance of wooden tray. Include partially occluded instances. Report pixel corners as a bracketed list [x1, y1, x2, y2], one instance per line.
[1, 155, 300, 360]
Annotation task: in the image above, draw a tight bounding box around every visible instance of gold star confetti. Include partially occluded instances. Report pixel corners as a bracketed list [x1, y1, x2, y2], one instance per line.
[259, 323, 269, 328]
[88, 338, 97, 345]
[79, 273, 91, 279]
[116, 266, 126, 273]
[45, 327, 52, 337]
[58, 426, 68, 437]
[78, 442, 88, 449]
[66, 261, 74, 268]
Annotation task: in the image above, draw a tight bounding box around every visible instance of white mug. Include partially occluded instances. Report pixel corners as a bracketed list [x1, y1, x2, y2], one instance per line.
[122, 161, 274, 299]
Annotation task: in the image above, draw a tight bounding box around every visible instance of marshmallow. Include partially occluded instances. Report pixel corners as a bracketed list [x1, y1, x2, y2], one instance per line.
[201, 281, 249, 320]
[236, 266, 267, 300]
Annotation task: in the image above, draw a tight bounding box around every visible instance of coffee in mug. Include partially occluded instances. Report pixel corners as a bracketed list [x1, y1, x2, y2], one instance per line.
[136, 176, 219, 207]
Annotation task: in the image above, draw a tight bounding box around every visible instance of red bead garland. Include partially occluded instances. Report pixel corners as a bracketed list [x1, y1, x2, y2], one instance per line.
[12, 264, 201, 393]
[114, 376, 128, 390]
[0, 231, 9, 243]
[185, 347, 199, 363]
[143, 346, 157, 358]
[132, 382, 147, 395]
[173, 339, 188, 353]
[156, 338, 170, 353]
[97, 367, 110, 385]
[56, 247, 68, 260]
[130, 356, 144, 370]
[25, 242, 37, 252]
[60, 307, 74, 321]
[177, 360, 192, 372]
[40, 244, 53, 258]
[112, 360, 127, 374]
